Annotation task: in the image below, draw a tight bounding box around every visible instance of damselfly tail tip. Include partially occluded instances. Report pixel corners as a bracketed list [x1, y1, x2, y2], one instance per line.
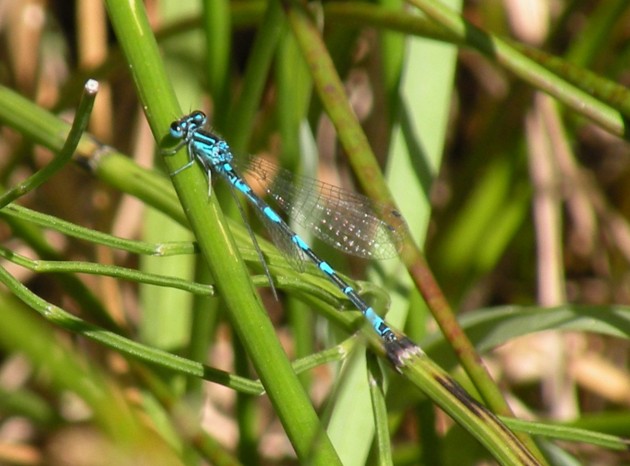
[385, 337, 423, 372]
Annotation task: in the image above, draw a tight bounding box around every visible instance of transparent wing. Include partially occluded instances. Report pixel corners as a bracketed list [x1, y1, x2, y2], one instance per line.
[250, 201, 308, 273]
[222, 176, 282, 297]
[236, 156, 405, 260]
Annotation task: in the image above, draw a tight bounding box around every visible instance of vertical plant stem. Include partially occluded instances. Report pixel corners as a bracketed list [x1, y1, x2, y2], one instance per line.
[226, 0, 285, 152]
[103, 1, 341, 463]
[283, 0, 496, 407]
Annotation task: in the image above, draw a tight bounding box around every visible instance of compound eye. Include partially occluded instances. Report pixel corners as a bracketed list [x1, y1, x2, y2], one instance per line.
[169, 122, 183, 138]
[192, 111, 206, 125]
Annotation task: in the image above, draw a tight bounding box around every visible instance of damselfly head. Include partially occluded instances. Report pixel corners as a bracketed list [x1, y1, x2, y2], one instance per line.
[170, 111, 208, 140]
